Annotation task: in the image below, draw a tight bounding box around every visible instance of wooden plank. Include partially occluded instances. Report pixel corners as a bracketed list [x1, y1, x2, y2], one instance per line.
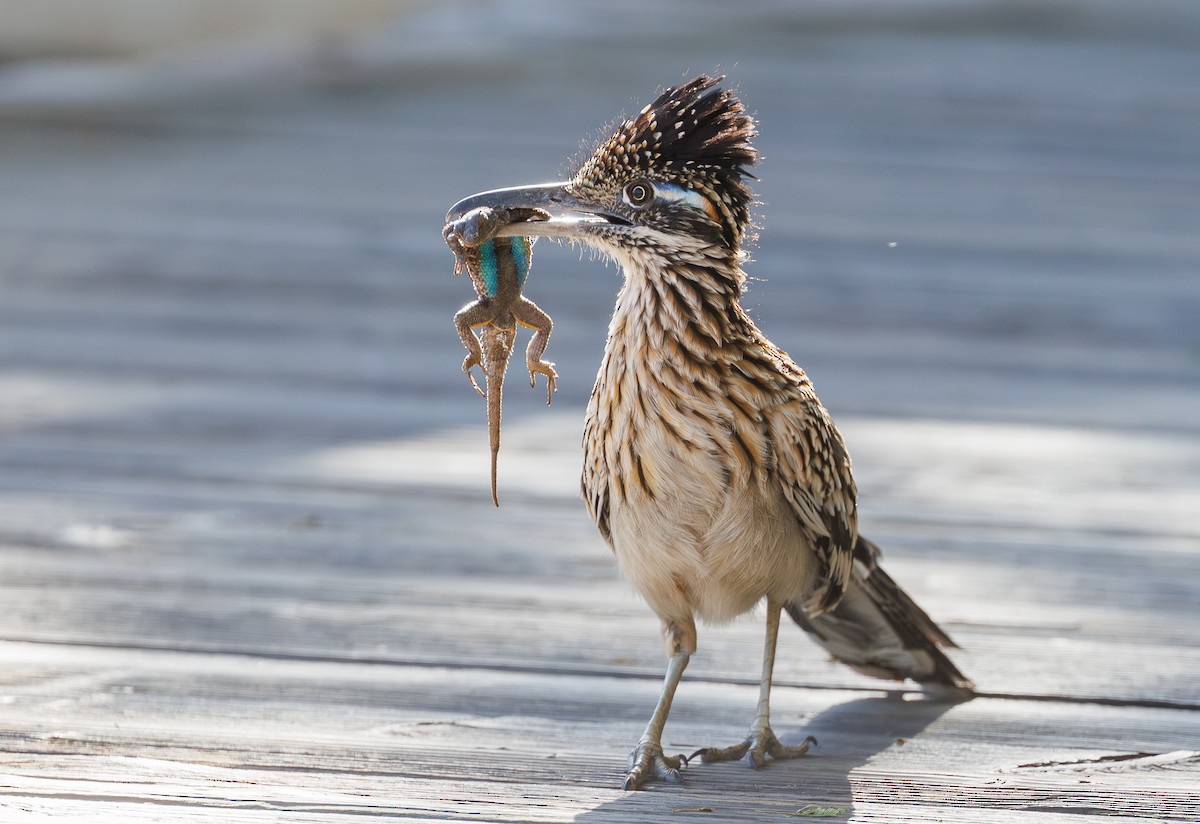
[1, 410, 1197, 706]
[1, 642, 1197, 822]
[2, 557, 1200, 709]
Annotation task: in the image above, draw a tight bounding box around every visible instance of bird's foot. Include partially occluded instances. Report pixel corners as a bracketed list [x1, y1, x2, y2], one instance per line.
[692, 728, 816, 770]
[623, 740, 689, 790]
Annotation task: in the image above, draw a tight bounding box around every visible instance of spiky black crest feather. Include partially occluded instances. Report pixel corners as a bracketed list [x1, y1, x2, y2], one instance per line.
[573, 75, 758, 247]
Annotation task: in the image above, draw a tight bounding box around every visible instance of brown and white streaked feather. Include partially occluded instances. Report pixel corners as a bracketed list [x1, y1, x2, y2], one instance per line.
[573, 74, 966, 685]
[581, 224, 857, 635]
[786, 537, 973, 689]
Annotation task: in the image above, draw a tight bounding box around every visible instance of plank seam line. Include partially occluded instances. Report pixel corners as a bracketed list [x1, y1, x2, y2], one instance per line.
[5, 636, 1198, 712]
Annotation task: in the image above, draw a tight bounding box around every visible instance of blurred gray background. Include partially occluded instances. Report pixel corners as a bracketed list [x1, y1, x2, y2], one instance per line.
[4, 0, 1197, 430]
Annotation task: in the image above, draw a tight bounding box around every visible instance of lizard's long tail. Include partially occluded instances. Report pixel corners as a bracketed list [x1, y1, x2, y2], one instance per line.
[483, 328, 514, 508]
[489, 376, 501, 507]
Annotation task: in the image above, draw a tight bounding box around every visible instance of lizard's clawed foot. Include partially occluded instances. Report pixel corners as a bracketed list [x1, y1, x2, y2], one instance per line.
[623, 740, 688, 790]
[461, 355, 485, 397]
[691, 729, 815, 770]
[529, 361, 558, 405]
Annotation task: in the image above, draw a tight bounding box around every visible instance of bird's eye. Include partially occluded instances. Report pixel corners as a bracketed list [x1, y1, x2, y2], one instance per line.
[624, 181, 653, 207]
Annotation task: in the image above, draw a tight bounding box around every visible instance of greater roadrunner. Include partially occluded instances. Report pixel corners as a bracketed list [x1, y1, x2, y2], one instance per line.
[447, 75, 971, 791]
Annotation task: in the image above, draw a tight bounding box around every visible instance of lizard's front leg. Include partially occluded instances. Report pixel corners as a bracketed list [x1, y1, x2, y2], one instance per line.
[454, 301, 495, 397]
[512, 297, 557, 405]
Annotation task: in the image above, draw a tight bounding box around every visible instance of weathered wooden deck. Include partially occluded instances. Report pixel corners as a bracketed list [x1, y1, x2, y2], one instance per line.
[1, 2, 1198, 821]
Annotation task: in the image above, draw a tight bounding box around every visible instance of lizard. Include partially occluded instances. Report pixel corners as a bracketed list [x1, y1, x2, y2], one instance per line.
[443, 205, 558, 506]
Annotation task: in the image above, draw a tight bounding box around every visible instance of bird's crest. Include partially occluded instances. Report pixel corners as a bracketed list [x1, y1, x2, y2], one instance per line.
[572, 75, 758, 247]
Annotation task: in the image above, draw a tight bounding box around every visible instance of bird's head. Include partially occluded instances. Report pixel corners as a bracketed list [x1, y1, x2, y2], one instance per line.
[447, 75, 758, 271]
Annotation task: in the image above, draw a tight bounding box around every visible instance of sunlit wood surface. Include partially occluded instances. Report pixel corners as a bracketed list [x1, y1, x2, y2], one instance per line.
[1, 2, 1198, 820]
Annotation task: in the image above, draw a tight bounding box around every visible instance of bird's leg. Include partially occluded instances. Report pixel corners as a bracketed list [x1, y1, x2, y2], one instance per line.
[693, 599, 816, 769]
[623, 620, 693, 790]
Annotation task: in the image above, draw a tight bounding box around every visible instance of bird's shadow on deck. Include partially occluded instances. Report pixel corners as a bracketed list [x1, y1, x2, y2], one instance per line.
[576, 693, 959, 823]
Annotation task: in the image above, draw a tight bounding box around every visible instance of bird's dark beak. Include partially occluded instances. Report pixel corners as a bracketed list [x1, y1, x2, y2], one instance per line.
[446, 182, 624, 239]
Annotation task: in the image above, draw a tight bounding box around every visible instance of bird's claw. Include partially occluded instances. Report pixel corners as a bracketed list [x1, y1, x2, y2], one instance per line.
[623, 741, 689, 790]
[691, 731, 815, 770]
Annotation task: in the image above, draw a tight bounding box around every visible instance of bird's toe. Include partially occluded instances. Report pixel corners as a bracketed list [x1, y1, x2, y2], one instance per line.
[691, 739, 750, 765]
[768, 733, 817, 761]
[691, 728, 814, 770]
[623, 742, 687, 790]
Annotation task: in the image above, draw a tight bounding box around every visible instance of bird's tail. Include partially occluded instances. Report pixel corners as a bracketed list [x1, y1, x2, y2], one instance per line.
[785, 536, 973, 691]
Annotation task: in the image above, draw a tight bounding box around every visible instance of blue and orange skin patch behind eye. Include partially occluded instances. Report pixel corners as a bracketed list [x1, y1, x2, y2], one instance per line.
[477, 237, 531, 298]
[655, 181, 721, 223]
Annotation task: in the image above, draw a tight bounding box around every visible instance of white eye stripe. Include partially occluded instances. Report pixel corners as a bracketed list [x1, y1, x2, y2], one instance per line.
[654, 182, 710, 211]
[620, 180, 715, 218]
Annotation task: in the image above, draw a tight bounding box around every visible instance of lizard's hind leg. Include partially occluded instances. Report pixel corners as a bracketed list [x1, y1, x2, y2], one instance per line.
[454, 306, 490, 397]
[514, 297, 557, 404]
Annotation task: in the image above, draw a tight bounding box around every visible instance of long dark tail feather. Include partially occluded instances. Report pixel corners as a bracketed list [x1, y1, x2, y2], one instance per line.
[786, 536, 974, 691]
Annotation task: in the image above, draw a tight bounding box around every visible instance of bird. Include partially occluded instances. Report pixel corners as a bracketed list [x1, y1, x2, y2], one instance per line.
[446, 74, 972, 791]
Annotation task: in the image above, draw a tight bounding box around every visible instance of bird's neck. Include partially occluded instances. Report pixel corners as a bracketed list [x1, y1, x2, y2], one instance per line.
[604, 246, 754, 367]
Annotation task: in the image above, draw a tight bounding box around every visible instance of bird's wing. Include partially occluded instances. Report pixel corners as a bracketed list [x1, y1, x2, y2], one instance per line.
[581, 414, 614, 548]
[765, 390, 858, 614]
